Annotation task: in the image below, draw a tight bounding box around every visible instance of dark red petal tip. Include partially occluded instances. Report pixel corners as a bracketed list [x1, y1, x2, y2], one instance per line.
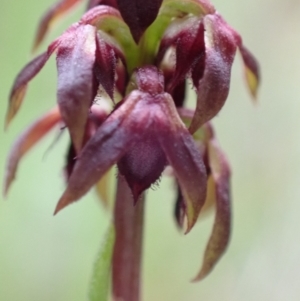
[118, 134, 167, 202]
[116, 0, 163, 43]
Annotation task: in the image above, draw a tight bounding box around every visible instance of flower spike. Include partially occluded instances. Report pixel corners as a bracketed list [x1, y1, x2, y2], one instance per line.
[5, 0, 260, 292]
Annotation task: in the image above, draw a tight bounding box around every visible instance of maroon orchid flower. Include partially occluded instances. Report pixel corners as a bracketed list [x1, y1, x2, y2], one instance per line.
[4, 0, 260, 300]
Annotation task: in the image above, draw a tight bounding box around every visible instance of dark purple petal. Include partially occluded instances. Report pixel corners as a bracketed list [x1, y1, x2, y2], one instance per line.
[159, 18, 205, 92]
[174, 20, 205, 90]
[116, 0, 163, 43]
[6, 42, 58, 128]
[118, 133, 167, 203]
[158, 95, 207, 233]
[54, 90, 146, 214]
[189, 13, 237, 134]
[116, 67, 166, 201]
[94, 35, 117, 100]
[4, 107, 61, 196]
[32, 0, 82, 51]
[56, 24, 97, 153]
[193, 137, 231, 281]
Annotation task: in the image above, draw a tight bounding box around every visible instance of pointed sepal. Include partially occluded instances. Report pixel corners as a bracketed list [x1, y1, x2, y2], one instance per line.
[3, 107, 61, 196]
[6, 42, 58, 129]
[193, 137, 231, 281]
[239, 45, 260, 99]
[190, 14, 237, 133]
[54, 90, 146, 214]
[56, 24, 97, 153]
[158, 95, 207, 233]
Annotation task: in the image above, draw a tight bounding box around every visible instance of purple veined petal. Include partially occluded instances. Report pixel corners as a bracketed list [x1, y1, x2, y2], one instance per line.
[94, 35, 117, 100]
[238, 44, 260, 99]
[189, 13, 238, 134]
[54, 90, 148, 214]
[158, 17, 205, 92]
[32, 0, 82, 52]
[116, 0, 163, 43]
[193, 137, 231, 281]
[87, 0, 118, 10]
[56, 24, 97, 153]
[158, 94, 207, 233]
[6, 42, 59, 129]
[3, 107, 61, 197]
[173, 20, 205, 90]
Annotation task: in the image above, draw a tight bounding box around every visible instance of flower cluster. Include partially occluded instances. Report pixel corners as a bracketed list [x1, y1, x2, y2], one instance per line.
[4, 0, 259, 284]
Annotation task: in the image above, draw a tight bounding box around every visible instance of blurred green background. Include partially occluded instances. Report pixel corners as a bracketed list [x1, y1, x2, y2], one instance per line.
[1, 0, 300, 300]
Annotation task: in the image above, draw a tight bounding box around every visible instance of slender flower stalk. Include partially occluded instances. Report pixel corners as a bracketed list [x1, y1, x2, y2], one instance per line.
[4, 0, 260, 300]
[112, 174, 145, 301]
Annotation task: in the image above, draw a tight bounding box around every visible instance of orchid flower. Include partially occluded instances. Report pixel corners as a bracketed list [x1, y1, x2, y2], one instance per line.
[4, 0, 260, 300]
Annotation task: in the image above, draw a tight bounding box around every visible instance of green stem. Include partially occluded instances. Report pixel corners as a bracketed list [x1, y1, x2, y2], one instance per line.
[112, 174, 145, 301]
